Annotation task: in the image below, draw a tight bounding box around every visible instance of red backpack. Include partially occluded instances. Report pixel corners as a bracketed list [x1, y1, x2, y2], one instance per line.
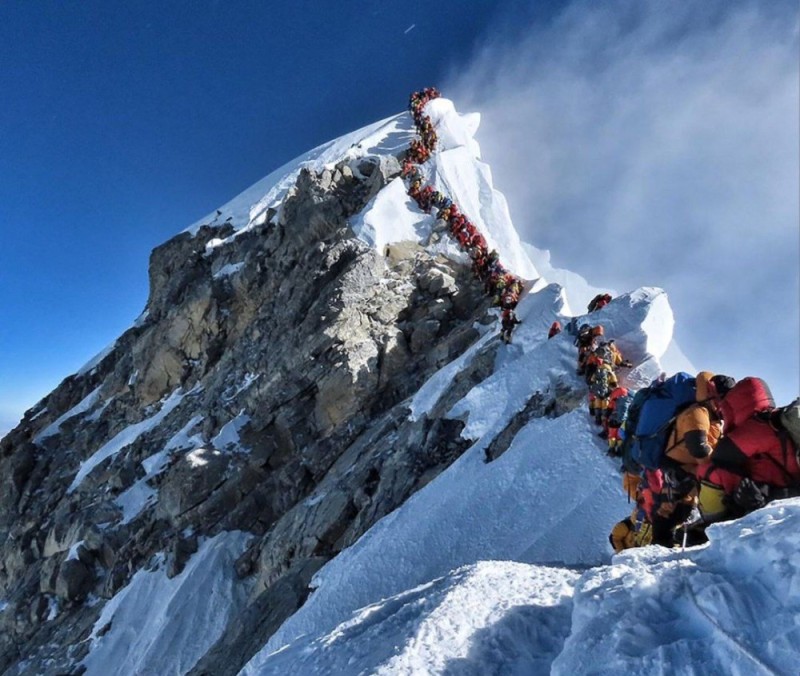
[720, 377, 774, 430]
[713, 378, 800, 488]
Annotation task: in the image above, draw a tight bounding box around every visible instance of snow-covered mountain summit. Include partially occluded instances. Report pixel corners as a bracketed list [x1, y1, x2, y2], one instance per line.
[188, 97, 538, 282]
[1, 93, 793, 676]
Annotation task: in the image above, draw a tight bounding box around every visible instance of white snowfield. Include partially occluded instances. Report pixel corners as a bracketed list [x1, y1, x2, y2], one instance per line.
[75, 98, 796, 674]
[82, 532, 252, 676]
[256, 561, 579, 676]
[189, 97, 538, 284]
[243, 501, 800, 675]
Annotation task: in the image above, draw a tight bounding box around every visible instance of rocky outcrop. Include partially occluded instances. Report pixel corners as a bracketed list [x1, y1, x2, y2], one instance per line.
[0, 154, 581, 675]
[484, 380, 586, 462]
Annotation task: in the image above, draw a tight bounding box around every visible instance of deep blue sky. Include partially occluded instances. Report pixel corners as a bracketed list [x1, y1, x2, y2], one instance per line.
[2, 1, 797, 434]
[0, 1, 567, 431]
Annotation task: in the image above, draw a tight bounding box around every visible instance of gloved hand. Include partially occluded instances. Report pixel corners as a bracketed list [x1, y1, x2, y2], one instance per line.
[732, 478, 769, 512]
[657, 501, 676, 518]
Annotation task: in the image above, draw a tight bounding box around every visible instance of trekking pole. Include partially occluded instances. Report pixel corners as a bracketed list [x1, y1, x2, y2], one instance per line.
[681, 525, 688, 552]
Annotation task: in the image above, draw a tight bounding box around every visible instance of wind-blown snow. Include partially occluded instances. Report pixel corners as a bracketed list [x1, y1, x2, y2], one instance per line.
[443, 284, 670, 441]
[82, 531, 253, 676]
[523, 243, 608, 317]
[66, 95, 792, 675]
[553, 499, 800, 675]
[246, 405, 619, 672]
[185, 95, 693, 668]
[424, 99, 536, 279]
[523, 242, 695, 376]
[186, 112, 417, 240]
[245, 501, 800, 675]
[186, 97, 538, 284]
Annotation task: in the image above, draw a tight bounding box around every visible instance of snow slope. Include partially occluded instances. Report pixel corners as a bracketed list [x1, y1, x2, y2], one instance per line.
[235, 96, 794, 675]
[555, 499, 800, 675]
[244, 500, 800, 675]
[71, 95, 796, 675]
[243, 279, 800, 674]
[255, 561, 579, 676]
[523, 242, 695, 376]
[187, 97, 539, 283]
[81, 531, 252, 676]
[242, 283, 676, 673]
[185, 112, 416, 237]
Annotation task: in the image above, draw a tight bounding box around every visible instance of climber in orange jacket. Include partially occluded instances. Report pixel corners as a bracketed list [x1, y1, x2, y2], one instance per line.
[663, 371, 734, 471]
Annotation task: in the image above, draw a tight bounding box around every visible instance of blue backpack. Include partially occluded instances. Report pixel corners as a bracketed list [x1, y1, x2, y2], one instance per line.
[630, 372, 697, 469]
[610, 392, 634, 427]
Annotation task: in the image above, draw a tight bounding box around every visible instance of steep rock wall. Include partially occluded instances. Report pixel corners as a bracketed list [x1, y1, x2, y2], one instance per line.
[0, 155, 515, 675]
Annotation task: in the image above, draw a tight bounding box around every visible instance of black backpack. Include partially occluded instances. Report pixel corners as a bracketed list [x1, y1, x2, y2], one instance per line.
[778, 398, 800, 450]
[590, 366, 614, 399]
[573, 324, 591, 347]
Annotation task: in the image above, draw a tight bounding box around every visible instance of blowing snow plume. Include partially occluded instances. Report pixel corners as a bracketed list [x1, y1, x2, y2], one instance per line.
[446, 0, 800, 404]
[1, 71, 797, 675]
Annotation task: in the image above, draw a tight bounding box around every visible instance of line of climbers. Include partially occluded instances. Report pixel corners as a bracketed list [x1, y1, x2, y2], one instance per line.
[568, 313, 634, 442]
[564, 298, 800, 552]
[584, 361, 800, 553]
[405, 88, 799, 553]
[404, 88, 525, 343]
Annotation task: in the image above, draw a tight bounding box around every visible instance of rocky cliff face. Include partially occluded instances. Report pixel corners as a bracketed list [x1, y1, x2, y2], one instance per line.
[0, 150, 568, 675]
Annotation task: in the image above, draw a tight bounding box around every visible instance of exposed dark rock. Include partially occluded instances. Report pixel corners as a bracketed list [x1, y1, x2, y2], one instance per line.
[484, 379, 585, 463]
[167, 533, 199, 579]
[0, 154, 560, 675]
[187, 557, 326, 676]
[55, 559, 94, 602]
